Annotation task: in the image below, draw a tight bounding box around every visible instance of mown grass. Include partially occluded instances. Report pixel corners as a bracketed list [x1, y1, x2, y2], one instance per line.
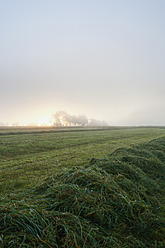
[0, 131, 165, 247]
[0, 126, 165, 194]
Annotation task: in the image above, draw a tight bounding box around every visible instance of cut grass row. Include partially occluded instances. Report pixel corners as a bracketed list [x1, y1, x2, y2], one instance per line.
[0, 135, 165, 247]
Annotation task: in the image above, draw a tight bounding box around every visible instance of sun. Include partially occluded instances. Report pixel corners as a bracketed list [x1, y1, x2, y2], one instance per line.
[37, 115, 54, 127]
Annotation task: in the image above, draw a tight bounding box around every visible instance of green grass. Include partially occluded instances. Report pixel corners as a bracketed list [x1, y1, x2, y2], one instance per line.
[0, 126, 165, 194]
[0, 127, 165, 247]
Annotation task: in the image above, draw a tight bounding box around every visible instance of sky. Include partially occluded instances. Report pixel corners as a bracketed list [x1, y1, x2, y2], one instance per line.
[0, 0, 165, 126]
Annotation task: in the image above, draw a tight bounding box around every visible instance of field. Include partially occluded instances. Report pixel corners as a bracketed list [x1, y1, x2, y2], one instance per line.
[1, 126, 165, 194]
[0, 127, 165, 247]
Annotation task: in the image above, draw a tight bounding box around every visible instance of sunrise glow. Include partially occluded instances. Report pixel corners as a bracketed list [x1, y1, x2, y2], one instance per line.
[37, 115, 54, 127]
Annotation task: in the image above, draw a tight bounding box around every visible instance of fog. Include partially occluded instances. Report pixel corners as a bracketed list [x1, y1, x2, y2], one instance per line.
[1, 1, 165, 126]
[52, 111, 108, 127]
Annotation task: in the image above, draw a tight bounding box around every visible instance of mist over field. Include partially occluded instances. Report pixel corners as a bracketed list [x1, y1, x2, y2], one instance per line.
[1, 0, 165, 126]
[1, 2, 165, 246]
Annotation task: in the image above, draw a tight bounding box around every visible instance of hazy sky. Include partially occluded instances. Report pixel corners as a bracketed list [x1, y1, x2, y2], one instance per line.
[1, 0, 165, 125]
